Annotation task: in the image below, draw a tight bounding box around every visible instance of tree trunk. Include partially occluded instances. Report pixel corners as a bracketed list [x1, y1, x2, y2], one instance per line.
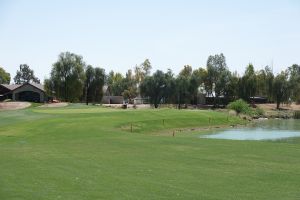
[86, 86, 89, 105]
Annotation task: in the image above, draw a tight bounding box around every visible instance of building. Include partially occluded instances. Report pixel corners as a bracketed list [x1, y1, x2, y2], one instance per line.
[0, 83, 46, 102]
[101, 85, 124, 104]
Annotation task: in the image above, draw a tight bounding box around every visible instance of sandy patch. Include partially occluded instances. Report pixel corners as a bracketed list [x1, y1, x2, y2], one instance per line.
[257, 103, 300, 111]
[0, 102, 31, 111]
[39, 102, 69, 108]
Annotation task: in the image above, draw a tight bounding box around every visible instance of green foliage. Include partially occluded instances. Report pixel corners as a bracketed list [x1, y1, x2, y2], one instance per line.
[227, 99, 252, 114]
[49, 52, 86, 102]
[84, 65, 105, 104]
[254, 107, 265, 117]
[273, 71, 289, 109]
[14, 64, 40, 84]
[107, 71, 125, 96]
[287, 64, 300, 103]
[206, 53, 232, 105]
[140, 70, 169, 108]
[239, 63, 257, 101]
[0, 67, 11, 84]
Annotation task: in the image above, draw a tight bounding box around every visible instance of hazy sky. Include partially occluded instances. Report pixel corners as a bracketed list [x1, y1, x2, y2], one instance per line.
[1, 0, 300, 82]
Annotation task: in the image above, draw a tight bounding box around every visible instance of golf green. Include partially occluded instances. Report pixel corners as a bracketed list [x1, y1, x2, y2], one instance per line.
[0, 105, 299, 200]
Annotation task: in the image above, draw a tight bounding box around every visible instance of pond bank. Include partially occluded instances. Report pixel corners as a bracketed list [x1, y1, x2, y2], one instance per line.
[257, 103, 300, 119]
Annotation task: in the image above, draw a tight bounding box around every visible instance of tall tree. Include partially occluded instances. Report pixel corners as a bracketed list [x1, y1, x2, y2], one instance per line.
[14, 64, 40, 84]
[134, 59, 152, 83]
[206, 53, 229, 106]
[176, 65, 194, 107]
[287, 64, 300, 103]
[0, 67, 11, 84]
[265, 66, 274, 102]
[85, 65, 95, 105]
[122, 69, 137, 103]
[140, 70, 167, 108]
[92, 67, 105, 103]
[50, 52, 86, 102]
[175, 75, 190, 108]
[226, 71, 239, 101]
[240, 64, 257, 102]
[273, 71, 289, 109]
[107, 71, 125, 96]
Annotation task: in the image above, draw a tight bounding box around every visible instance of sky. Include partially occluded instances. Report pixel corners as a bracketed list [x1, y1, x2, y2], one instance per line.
[0, 0, 300, 83]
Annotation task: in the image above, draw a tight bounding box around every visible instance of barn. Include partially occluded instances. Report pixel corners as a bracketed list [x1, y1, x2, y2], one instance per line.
[0, 83, 46, 102]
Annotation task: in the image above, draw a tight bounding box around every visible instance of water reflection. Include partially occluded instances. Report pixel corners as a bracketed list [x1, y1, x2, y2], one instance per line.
[201, 119, 300, 141]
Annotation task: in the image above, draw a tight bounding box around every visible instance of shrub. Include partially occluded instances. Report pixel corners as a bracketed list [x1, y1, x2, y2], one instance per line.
[294, 111, 300, 119]
[227, 99, 252, 115]
[254, 107, 265, 117]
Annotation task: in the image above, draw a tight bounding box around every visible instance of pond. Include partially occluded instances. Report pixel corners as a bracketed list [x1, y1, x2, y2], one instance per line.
[201, 119, 300, 141]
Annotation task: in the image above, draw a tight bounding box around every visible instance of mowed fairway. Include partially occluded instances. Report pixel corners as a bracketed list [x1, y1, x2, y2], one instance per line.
[0, 105, 300, 200]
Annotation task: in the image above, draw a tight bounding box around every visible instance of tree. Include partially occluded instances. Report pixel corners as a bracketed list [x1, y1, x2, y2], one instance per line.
[273, 71, 289, 109]
[85, 65, 95, 105]
[49, 52, 86, 102]
[14, 64, 40, 84]
[44, 78, 54, 97]
[287, 64, 300, 103]
[107, 71, 125, 96]
[265, 66, 274, 102]
[122, 69, 137, 103]
[240, 64, 257, 102]
[164, 69, 176, 103]
[175, 65, 194, 108]
[255, 66, 274, 102]
[134, 59, 152, 83]
[83, 66, 105, 105]
[140, 70, 167, 108]
[206, 53, 229, 106]
[0, 67, 10, 84]
[226, 71, 239, 101]
[92, 67, 105, 103]
[175, 75, 190, 108]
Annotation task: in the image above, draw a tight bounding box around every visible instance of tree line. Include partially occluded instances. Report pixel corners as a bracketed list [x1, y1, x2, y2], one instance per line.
[1, 52, 299, 109]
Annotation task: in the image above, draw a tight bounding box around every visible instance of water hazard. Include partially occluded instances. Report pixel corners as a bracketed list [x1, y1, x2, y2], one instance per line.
[201, 119, 300, 141]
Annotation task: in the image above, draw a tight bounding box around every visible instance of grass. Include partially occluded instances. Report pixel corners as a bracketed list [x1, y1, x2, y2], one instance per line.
[0, 105, 300, 200]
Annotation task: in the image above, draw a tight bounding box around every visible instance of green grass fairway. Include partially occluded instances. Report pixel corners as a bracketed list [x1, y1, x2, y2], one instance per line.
[1, 105, 300, 200]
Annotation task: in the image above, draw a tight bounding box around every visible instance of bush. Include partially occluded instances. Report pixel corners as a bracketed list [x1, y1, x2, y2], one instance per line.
[227, 99, 252, 115]
[294, 111, 300, 119]
[254, 107, 265, 117]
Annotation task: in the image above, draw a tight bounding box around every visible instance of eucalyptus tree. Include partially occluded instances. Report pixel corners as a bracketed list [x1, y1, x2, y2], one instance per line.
[206, 53, 231, 106]
[134, 59, 152, 83]
[14, 64, 40, 84]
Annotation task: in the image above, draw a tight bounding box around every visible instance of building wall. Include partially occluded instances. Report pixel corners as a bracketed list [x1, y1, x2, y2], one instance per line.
[12, 85, 45, 102]
[101, 96, 124, 104]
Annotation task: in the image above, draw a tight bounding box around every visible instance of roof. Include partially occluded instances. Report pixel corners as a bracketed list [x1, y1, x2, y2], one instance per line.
[0, 83, 45, 92]
[29, 83, 45, 92]
[0, 84, 21, 90]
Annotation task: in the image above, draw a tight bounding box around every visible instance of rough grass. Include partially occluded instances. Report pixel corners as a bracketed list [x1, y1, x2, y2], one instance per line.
[0, 105, 300, 200]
